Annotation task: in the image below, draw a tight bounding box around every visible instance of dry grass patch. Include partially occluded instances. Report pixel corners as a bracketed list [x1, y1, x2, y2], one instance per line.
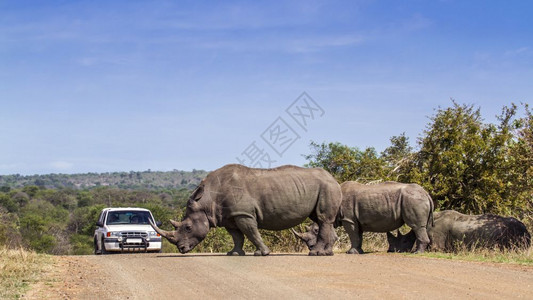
[415, 245, 533, 265]
[0, 247, 55, 299]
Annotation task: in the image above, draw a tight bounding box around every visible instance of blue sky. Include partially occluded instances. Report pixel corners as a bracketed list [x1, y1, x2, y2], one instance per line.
[1, 0, 532, 175]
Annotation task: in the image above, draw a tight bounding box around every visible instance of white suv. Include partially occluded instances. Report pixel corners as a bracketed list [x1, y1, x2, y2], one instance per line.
[94, 207, 163, 254]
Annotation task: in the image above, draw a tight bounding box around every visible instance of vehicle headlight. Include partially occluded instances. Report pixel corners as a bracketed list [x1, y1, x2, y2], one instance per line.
[109, 231, 122, 237]
[145, 231, 159, 241]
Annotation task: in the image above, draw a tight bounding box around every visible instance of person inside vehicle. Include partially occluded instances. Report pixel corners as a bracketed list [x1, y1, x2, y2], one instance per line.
[108, 213, 119, 224]
[130, 215, 140, 224]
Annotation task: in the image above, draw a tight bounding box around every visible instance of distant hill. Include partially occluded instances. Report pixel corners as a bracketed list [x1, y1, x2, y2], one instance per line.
[0, 169, 209, 190]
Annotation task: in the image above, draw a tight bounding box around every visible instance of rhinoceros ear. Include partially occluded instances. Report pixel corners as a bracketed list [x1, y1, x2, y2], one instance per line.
[191, 185, 204, 201]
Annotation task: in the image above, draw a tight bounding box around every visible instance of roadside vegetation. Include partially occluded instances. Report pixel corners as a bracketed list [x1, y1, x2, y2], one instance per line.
[0, 246, 54, 299]
[415, 247, 533, 265]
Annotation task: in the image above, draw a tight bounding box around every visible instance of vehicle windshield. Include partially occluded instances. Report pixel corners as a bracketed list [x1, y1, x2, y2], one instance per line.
[106, 211, 153, 225]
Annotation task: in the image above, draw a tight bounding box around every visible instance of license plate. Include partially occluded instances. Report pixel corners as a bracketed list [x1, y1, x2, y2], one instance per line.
[127, 238, 142, 243]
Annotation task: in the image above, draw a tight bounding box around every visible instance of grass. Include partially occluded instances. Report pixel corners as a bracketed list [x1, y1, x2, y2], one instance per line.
[333, 228, 533, 265]
[0, 247, 55, 299]
[414, 246, 533, 265]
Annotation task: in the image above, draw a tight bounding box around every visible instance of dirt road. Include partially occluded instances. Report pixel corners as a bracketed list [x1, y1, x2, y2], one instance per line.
[27, 253, 532, 299]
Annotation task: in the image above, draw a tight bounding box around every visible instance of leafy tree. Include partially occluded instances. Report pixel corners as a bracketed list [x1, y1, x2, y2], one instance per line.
[22, 185, 40, 198]
[0, 193, 18, 213]
[304, 142, 387, 183]
[410, 102, 530, 215]
[172, 188, 193, 208]
[36, 189, 78, 210]
[70, 234, 94, 255]
[0, 207, 21, 248]
[10, 191, 29, 208]
[381, 133, 416, 182]
[77, 191, 94, 207]
[68, 205, 105, 236]
[381, 133, 413, 165]
[19, 199, 68, 253]
[505, 104, 533, 222]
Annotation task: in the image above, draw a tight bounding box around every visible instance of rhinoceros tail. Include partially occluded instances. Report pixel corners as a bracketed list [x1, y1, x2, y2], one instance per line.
[334, 205, 343, 228]
[427, 192, 434, 227]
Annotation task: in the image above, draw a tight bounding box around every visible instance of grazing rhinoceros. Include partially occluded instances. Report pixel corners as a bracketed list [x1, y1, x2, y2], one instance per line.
[293, 181, 433, 254]
[150, 164, 342, 256]
[387, 210, 531, 252]
[290, 223, 339, 251]
[293, 181, 434, 253]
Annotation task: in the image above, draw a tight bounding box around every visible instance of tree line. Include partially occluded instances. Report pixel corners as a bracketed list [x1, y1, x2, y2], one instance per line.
[0, 169, 208, 190]
[0, 101, 531, 254]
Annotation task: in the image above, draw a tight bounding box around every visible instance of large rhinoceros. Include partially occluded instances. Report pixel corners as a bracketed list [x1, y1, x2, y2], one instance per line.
[293, 181, 434, 253]
[387, 210, 531, 252]
[150, 164, 342, 256]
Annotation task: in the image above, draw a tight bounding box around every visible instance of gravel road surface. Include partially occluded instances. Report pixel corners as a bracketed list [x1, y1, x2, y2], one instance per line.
[26, 253, 532, 299]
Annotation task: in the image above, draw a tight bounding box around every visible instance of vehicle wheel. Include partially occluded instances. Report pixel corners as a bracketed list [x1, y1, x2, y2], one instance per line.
[94, 238, 101, 255]
[101, 238, 110, 254]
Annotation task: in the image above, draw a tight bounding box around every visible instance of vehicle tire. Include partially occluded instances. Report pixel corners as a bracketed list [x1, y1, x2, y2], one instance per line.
[94, 238, 101, 255]
[101, 238, 110, 254]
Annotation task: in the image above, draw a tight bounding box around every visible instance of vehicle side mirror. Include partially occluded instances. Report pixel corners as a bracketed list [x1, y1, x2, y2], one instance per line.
[156, 221, 162, 227]
[96, 221, 104, 227]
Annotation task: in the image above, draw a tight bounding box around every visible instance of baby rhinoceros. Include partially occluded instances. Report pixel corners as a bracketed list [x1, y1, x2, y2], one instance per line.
[387, 210, 531, 252]
[293, 181, 434, 254]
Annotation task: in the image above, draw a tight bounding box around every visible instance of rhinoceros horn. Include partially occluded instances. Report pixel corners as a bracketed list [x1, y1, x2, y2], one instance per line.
[149, 219, 178, 244]
[290, 228, 304, 240]
[169, 219, 181, 229]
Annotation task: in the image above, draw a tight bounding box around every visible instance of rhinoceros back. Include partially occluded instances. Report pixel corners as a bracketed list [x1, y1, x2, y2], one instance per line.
[207, 164, 341, 230]
[431, 210, 531, 250]
[341, 181, 432, 232]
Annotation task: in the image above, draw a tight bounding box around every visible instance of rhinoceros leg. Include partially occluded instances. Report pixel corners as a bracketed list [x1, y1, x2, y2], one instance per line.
[226, 228, 246, 256]
[342, 220, 364, 254]
[410, 226, 430, 253]
[234, 216, 271, 256]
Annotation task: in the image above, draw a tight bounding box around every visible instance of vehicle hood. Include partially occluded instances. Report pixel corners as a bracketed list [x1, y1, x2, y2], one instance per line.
[106, 224, 155, 232]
